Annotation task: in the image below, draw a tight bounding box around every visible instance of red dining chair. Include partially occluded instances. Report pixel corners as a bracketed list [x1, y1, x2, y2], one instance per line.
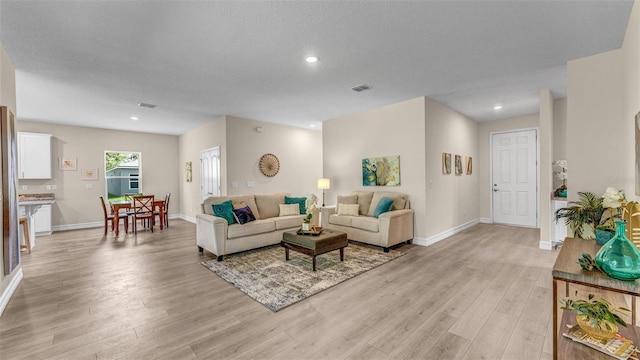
[100, 196, 128, 235]
[132, 195, 155, 233]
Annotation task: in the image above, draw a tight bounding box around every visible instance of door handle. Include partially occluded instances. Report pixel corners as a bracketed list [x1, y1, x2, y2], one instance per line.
[493, 189, 499, 192]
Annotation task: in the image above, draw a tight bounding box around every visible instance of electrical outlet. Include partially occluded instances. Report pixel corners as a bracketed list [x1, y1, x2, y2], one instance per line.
[46, 185, 51, 190]
[246, 181, 254, 188]
[21, 185, 27, 190]
[51, 185, 57, 190]
[231, 182, 238, 188]
[86, 183, 93, 189]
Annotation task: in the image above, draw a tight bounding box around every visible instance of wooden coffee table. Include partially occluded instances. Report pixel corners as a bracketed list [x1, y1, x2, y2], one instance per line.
[281, 229, 348, 271]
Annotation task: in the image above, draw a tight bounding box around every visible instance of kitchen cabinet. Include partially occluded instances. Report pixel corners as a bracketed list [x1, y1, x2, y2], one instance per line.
[17, 132, 52, 179]
[34, 204, 52, 236]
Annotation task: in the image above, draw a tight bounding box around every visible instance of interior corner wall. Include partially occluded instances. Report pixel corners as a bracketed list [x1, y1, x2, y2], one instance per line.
[624, 0, 640, 202]
[424, 97, 479, 238]
[477, 114, 539, 220]
[16, 122, 180, 228]
[322, 97, 427, 238]
[0, 40, 18, 313]
[178, 116, 227, 220]
[225, 116, 323, 199]
[567, 49, 625, 200]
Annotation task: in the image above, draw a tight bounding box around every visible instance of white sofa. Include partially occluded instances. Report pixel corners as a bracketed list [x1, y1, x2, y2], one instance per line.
[196, 193, 305, 261]
[321, 191, 414, 252]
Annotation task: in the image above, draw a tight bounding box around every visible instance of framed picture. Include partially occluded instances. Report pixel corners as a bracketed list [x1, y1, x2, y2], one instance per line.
[362, 155, 400, 186]
[442, 153, 451, 174]
[455, 155, 462, 176]
[59, 157, 77, 171]
[81, 168, 98, 181]
[466, 156, 473, 175]
[185, 161, 192, 182]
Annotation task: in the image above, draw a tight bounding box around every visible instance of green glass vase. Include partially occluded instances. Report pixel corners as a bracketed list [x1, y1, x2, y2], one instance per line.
[595, 221, 640, 281]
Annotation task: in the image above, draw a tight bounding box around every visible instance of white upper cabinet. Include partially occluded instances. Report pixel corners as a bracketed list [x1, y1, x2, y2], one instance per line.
[18, 132, 52, 179]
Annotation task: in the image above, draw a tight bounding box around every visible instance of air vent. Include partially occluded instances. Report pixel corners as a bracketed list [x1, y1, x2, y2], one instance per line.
[351, 84, 372, 92]
[137, 102, 157, 109]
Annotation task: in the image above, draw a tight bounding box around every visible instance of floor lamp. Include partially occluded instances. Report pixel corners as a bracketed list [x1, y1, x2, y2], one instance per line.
[317, 178, 331, 207]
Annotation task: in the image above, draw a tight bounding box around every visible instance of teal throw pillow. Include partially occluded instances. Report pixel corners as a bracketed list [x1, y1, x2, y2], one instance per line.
[373, 197, 394, 218]
[212, 200, 236, 225]
[285, 196, 306, 214]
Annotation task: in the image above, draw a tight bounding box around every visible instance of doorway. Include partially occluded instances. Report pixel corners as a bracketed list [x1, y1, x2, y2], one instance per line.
[200, 147, 220, 201]
[491, 129, 538, 227]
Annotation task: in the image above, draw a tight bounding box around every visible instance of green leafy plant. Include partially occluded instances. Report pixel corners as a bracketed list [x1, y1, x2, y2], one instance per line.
[304, 213, 313, 223]
[577, 253, 600, 272]
[560, 293, 630, 330]
[554, 192, 605, 239]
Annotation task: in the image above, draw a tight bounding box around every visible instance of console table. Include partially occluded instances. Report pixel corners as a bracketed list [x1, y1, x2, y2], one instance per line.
[552, 237, 640, 359]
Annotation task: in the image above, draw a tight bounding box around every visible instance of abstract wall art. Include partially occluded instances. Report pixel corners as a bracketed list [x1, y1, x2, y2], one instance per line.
[362, 155, 400, 186]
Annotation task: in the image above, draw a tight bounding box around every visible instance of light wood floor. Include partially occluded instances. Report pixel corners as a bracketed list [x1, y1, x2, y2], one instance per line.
[0, 220, 559, 360]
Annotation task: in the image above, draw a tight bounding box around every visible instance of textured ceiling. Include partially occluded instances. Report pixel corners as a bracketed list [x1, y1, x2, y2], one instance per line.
[0, 1, 634, 135]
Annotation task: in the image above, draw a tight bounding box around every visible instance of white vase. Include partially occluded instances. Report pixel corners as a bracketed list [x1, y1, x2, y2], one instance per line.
[302, 223, 310, 231]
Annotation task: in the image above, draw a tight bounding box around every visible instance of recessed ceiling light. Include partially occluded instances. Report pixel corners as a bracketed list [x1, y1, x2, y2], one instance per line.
[310, 124, 315, 128]
[305, 56, 319, 63]
[493, 105, 503, 110]
[130, 116, 139, 120]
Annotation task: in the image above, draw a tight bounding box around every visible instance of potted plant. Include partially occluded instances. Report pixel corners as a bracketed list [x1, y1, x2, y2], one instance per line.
[560, 293, 629, 341]
[302, 213, 312, 231]
[555, 192, 605, 240]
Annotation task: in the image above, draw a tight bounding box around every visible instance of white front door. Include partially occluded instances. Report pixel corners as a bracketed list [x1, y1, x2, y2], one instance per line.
[200, 147, 220, 201]
[491, 129, 538, 227]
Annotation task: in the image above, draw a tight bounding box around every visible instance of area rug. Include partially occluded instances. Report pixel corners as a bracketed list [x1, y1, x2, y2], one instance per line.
[201, 243, 404, 312]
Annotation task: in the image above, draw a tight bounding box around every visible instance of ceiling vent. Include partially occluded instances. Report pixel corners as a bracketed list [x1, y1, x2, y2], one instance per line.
[351, 84, 372, 92]
[137, 102, 157, 109]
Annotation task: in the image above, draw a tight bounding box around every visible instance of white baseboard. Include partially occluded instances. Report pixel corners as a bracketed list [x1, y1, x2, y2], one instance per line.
[539, 240, 553, 250]
[0, 267, 23, 317]
[412, 218, 481, 247]
[480, 217, 492, 224]
[52, 214, 188, 232]
[176, 214, 196, 224]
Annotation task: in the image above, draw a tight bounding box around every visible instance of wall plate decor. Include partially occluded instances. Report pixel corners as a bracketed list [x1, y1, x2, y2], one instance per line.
[455, 155, 462, 176]
[442, 153, 451, 174]
[259, 153, 280, 177]
[185, 161, 192, 182]
[362, 155, 400, 186]
[466, 156, 472, 175]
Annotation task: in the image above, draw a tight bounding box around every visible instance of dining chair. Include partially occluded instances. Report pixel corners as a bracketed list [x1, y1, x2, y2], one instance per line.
[154, 192, 171, 228]
[132, 195, 155, 233]
[100, 196, 128, 235]
[623, 201, 640, 250]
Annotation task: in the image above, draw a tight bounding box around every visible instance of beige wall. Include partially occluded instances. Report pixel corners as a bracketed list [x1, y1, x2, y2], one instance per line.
[625, 1, 640, 200]
[478, 114, 539, 220]
[225, 116, 322, 198]
[539, 90, 554, 246]
[424, 97, 479, 237]
[16, 122, 180, 228]
[178, 115, 323, 219]
[178, 116, 227, 219]
[323, 96, 478, 241]
[553, 98, 568, 190]
[567, 49, 625, 199]
[0, 40, 18, 311]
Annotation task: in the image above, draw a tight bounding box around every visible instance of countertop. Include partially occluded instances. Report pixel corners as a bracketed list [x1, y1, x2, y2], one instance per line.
[18, 193, 55, 205]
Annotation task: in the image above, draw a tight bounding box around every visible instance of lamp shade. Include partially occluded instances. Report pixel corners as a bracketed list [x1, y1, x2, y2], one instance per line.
[317, 178, 331, 190]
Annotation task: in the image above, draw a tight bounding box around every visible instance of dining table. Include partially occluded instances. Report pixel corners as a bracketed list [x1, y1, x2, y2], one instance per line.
[110, 198, 165, 236]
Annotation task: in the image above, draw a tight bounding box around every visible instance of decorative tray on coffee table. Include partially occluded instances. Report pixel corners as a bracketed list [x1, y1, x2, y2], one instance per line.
[297, 227, 323, 236]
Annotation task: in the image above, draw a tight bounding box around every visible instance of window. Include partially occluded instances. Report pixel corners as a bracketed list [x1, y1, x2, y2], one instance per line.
[105, 151, 141, 201]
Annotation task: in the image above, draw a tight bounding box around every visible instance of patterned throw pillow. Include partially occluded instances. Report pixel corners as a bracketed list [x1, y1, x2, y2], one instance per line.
[373, 197, 394, 218]
[232, 206, 256, 225]
[285, 196, 306, 214]
[337, 203, 360, 216]
[212, 200, 236, 225]
[279, 203, 300, 216]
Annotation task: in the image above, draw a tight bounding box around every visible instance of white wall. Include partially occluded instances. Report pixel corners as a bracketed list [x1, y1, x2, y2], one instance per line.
[16, 122, 180, 228]
[553, 98, 568, 190]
